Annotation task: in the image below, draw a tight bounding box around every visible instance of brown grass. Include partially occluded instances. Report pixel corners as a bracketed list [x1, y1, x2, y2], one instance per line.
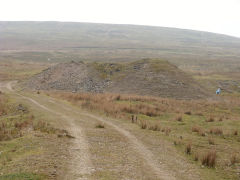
[192, 126, 201, 133]
[139, 120, 147, 129]
[209, 128, 223, 135]
[48, 91, 240, 127]
[148, 123, 161, 131]
[48, 92, 206, 118]
[192, 126, 205, 136]
[218, 117, 223, 121]
[233, 130, 238, 136]
[201, 150, 217, 168]
[0, 115, 36, 141]
[208, 137, 215, 145]
[184, 111, 191, 115]
[194, 152, 199, 161]
[0, 94, 7, 116]
[206, 116, 215, 122]
[45, 91, 240, 177]
[195, 112, 203, 116]
[230, 154, 238, 165]
[176, 115, 182, 122]
[162, 127, 171, 135]
[185, 143, 192, 155]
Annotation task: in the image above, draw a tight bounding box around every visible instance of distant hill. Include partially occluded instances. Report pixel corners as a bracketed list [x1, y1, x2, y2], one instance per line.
[27, 59, 207, 99]
[1, 21, 240, 72]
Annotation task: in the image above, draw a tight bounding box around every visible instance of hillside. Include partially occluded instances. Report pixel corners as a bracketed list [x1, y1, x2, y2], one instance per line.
[1, 21, 240, 72]
[27, 59, 206, 99]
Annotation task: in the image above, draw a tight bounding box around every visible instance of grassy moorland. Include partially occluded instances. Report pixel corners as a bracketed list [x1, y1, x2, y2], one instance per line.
[0, 60, 49, 81]
[48, 92, 240, 179]
[0, 91, 75, 179]
[1, 21, 240, 73]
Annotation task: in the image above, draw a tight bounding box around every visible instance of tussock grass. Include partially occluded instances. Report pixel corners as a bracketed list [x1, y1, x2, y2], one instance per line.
[201, 150, 217, 168]
[0, 94, 7, 116]
[192, 126, 205, 136]
[139, 120, 147, 129]
[209, 128, 223, 135]
[233, 130, 238, 136]
[192, 126, 201, 133]
[49, 91, 240, 121]
[194, 152, 199, 161]
[218, 117, 223, 121]
[48, 91, 240, 178]
[184, 111, 191, 115]
[230, 154, 238, 165]
[208, 137, 215, 145]
[0, 97, 70, 141]
[176, 115, 182, 122]
[148, 123, 161, 131]
[162, 127, 171, 136]
[185, 143, 192, 155]
[206, 116, 215, 122]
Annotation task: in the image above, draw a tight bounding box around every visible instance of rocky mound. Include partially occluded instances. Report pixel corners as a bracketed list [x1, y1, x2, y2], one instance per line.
[27, 59, 207, 99]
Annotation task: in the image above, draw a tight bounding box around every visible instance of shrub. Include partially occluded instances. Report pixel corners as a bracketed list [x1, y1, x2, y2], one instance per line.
[201, 150, 216, 167]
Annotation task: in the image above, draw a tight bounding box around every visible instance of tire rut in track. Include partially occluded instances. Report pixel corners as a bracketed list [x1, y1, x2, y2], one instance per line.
[47, 96, 177, 180]
[2, 81, 94, 180]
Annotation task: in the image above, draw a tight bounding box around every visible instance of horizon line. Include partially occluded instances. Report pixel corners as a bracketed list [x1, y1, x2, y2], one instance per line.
[1, 20, 240, 39]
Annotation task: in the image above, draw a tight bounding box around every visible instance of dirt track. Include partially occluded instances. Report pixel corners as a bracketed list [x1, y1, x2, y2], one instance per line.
[0, 81, 201, 180]
[1, 81, 94, 179]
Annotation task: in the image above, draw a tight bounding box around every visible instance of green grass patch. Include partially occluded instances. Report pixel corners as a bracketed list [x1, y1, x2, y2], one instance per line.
[0, 172, 44, 180]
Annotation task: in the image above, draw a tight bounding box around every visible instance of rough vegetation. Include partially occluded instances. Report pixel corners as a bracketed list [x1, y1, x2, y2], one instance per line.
[1, 21, 240, 179]
[0, 92, 71, 179]
[28, 59, 207, 99]
[48, 91, 240, 179]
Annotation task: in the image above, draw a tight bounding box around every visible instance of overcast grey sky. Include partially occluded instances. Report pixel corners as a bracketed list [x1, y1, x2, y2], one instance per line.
[1, 0, 240, 37]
